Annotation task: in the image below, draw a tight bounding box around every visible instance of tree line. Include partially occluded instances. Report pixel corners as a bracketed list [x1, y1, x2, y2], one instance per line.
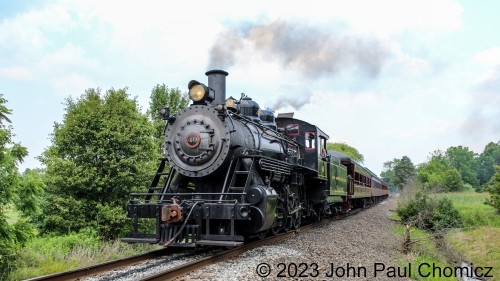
[381, 143, 500, 213]
[382, 144, 499, 192]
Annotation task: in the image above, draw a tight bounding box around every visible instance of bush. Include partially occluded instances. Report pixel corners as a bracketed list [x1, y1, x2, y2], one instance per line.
[397, 192, 463, 231]
[95, 204, 128, 240]
[430, 198, 462, 230]
[33, 194, 90, 234]
[0, 219, 34, 279]
[0, 237, 18, 280]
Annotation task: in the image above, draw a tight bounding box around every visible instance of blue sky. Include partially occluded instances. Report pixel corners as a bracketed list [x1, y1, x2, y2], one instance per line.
[1, 0, 499, 175]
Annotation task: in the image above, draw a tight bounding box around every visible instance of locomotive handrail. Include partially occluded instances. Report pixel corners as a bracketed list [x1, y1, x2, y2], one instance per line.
[228, 111, 300, 148]
[129, 192, 246, 196]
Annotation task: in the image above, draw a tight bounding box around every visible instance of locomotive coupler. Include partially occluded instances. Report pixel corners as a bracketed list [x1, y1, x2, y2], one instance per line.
[161, 203, 183, 223]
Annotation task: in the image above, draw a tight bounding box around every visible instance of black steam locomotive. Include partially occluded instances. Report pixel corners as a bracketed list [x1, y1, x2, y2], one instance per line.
[123, 70, 388, 247]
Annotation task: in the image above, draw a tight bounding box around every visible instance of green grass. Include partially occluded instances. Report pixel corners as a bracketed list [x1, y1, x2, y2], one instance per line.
[446, 227, 500, 280]
[430, 192, 500, 228]
[7, 230, 161, 281]
[393, 225, 453, 281]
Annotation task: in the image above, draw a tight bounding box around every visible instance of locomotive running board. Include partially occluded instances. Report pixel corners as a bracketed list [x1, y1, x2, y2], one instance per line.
[196, 240, 244, 247]
[121, 237, 159, 244]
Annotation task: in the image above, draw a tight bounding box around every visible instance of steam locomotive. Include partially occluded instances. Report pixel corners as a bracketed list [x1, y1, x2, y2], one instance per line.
[123, 70, 388, 247]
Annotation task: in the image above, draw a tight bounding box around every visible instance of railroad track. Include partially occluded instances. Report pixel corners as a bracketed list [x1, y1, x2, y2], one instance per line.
[141, 209, 367, 281]
[25, 202, 377, 281]
[24, 248, 184, 281]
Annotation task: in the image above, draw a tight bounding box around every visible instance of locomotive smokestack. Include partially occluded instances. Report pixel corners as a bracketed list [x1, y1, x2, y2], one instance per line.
[205, 70, 228, 105]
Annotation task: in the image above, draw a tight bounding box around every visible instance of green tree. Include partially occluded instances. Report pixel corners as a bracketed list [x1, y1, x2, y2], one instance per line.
[443, 167, 465, 192]
[148, 84, 189, 151]
[418, 151, 455, 192]
[0, 94, 29, 279]
[381, 160, 397, 191]
[476, 141, 500, 187]
[485, 165, 500, 213]
[14, 169, 45, 220]
[37, 88, 156, 239]
[381, 156, 416, 191]
[445, 146, 479, 188]
[327, 142, 364, 164]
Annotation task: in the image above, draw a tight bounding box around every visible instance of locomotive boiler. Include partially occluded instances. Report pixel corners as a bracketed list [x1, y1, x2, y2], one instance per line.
[123, 70, 389, 247]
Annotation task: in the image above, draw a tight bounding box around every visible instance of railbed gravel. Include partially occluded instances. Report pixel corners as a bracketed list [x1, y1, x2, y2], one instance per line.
[83, 249, 219, 281]
[186, 196, 410, 280]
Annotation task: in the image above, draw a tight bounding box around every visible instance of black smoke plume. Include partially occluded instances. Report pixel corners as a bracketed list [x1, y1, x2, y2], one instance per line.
[208, 20, 390, 79]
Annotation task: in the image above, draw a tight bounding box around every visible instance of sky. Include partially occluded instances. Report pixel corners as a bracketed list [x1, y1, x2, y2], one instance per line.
[1, 0, 499, 175]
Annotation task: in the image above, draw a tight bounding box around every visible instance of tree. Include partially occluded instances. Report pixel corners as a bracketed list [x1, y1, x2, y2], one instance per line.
[327, 142, 364, 164]
[476, 142, 500, 187]
[381, 160, 397, 192]
[381, 156, 416, 191]
[0, 94, 29, 279]
[417, 150, 468, 192]
[37, 88, 157, 239]
[445, 146, 479, 188]
[14, 169, 45, 220]
[443, 167, 465, 192]
[148, 84, 189, 151]
[485, 165, 500, 213]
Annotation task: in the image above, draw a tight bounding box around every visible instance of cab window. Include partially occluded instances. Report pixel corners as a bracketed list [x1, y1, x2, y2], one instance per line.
[286, 124, 299, 136]
[305, 132, 316, 150]
[318, 136, 327, 157]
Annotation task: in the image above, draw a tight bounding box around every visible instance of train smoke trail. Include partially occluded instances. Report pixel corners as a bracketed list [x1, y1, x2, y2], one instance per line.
[208, 20, 390, 79]
[269, 86, 312, 111]
[461, 66, 500, 139]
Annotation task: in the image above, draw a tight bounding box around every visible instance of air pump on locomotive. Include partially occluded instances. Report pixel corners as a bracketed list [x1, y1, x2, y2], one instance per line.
[123, 70, 388, 247]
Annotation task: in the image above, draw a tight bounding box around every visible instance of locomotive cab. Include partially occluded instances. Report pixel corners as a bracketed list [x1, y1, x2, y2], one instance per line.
[275, 115, 329, 174]
[276, 115, 332, 216]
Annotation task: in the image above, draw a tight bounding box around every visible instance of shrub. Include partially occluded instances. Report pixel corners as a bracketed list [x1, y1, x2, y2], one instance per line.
[397, 192, 463, 231]
[95, 204, 128, 240]
[430, 198, 463, 230]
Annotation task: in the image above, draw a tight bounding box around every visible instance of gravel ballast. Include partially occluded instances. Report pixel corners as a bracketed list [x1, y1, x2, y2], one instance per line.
[187, 196, 411, 280]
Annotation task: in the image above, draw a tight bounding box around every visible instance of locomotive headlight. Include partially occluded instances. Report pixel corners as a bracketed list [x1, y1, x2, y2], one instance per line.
[188, 80, 213, 103]
[189, 84, 206, 101]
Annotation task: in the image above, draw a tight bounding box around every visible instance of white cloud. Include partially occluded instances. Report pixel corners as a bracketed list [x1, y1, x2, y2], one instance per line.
[473, 46, 500, 66]
[0, 66, 34, 80]
[0, 5, 75, 61]
[255, 0, 463, 35]
[52, 72, 94, 97]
